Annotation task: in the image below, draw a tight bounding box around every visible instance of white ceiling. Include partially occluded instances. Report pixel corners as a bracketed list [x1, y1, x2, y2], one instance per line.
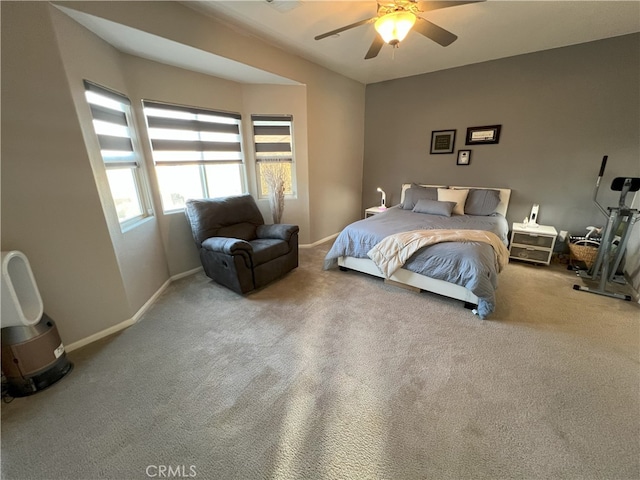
[56, 5, 301, 85]
[188, 0, 640, 84]
[59, 1, 640, 86]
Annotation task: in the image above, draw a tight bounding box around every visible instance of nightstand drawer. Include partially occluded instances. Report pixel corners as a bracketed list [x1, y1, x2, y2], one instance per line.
[510, 246, 552, 263]
[512, 232, 554, 248]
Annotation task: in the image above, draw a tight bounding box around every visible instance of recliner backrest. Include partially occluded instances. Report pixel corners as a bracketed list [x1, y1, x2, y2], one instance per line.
[185, 195, 265, 247]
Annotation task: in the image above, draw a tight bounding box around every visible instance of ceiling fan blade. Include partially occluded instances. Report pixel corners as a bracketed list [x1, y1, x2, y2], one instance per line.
[413, 17, 458, 46]
[314, 17, 376, 41]
[364, 34, 385, 59]
[418, 1, 485, 12]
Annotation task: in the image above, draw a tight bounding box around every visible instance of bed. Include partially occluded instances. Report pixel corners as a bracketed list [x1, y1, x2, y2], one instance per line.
[324, 184, 512, 319]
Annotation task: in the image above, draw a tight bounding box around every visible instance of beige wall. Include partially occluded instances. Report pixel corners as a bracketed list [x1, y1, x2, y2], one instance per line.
[1, 2, 132, 344]
[55, 0, 366, 241]
[50, 7, 171, 315]
[307, 74, 366, 240]
[120, 54, 247, 275]
[241, 84, 310, 238]
[122, 61, 312, 274]
[1, 1, 366, 346]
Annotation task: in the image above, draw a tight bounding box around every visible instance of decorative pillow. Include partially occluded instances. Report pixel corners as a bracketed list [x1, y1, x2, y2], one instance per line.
[437, 188, 469, 215]
[464, 189, 501, 215]
[412, 199, 456, 217]
[402, 184, 438, 210]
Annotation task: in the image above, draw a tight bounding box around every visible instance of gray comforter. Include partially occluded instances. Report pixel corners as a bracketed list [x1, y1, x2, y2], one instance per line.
[324, 207, 510, 319]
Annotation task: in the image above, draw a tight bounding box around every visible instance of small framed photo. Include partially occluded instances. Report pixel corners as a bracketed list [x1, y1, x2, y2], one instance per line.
[466, 125, 501, 145]
[457, 150, 471, 165]
[430, 129, 456, 154]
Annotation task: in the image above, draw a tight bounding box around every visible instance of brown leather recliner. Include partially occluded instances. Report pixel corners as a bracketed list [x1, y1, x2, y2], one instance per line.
[184, 194, 299, 294]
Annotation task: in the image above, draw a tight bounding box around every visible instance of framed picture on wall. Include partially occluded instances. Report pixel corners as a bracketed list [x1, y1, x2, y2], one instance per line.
[457, 150, 471, 165]
[465, 125, 501, 145]
[430, 129, 456, 154]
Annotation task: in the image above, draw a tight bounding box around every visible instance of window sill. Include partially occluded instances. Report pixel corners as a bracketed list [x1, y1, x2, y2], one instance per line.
[163, 207, 186, 215]
[120, 214, 154, 233]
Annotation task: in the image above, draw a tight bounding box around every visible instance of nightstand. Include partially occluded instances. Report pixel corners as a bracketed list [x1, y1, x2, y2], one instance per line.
[364, 206, 387, 218]
[509, 223, 558, 265]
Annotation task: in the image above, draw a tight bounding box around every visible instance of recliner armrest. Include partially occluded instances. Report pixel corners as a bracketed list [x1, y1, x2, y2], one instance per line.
[256, 224, 299, 242]
[201, 237, 253, 255]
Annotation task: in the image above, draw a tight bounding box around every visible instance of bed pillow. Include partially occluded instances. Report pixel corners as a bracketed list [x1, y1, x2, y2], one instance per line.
[402, 184, 438, 210]
[437, 188, 469, 215]
[412, 199, 456, 217]
[464, 189, 501, 215]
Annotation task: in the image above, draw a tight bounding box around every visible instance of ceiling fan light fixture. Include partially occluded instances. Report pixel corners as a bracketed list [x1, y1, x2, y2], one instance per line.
[374, 10, 416, 46]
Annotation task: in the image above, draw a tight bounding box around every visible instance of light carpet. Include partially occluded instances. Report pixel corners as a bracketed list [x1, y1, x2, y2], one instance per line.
[1, 243, 639, 480]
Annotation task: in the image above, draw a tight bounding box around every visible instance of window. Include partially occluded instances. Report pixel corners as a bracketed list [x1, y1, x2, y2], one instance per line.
[252, 115, 295, 198]
[142, 101, 245, 212]
[84, 81, 150, 228]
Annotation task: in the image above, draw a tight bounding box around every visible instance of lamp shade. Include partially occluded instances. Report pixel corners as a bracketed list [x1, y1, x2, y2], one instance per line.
[374, 11, 416, 45]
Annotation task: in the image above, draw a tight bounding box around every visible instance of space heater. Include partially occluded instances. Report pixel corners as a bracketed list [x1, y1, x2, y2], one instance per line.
[1, 251, 72, 397]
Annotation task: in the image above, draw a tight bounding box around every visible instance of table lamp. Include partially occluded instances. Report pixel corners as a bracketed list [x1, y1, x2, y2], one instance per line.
[377, 187, 387, 208]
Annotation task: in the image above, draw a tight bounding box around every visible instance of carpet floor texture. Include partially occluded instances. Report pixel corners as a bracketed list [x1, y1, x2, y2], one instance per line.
[1, 242, 639, 480]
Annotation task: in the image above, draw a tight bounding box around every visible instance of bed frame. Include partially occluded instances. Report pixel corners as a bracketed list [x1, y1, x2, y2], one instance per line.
[338, 185, 511, 309]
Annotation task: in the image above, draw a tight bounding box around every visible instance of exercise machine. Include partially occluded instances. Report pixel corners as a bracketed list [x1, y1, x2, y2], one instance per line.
[573, 156, 639, 301]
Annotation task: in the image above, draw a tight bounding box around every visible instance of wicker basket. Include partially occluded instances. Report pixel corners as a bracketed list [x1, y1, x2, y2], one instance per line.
[568, 240, 600, 268]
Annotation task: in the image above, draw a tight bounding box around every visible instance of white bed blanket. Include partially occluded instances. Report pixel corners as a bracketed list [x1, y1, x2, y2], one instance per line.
[367, 229, 510, 278]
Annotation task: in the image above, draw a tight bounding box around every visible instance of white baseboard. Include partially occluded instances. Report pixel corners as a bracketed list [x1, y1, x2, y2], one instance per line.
[66, 241, 343, 352]
[67, 244, 350, 352]
[300, 233, 338, 249]
[65, 268, 202, 353]
[65, 317, 138, 353]
[170, 266, 203, 281]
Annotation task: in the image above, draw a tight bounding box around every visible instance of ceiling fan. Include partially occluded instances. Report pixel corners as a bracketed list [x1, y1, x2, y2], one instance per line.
[314, 0, 483, 59]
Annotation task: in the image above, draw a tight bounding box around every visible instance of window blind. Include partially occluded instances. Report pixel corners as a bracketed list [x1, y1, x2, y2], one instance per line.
[83, 80, 136, 167]
[143, 101, 243, 165]
[252, 115, 293, 163]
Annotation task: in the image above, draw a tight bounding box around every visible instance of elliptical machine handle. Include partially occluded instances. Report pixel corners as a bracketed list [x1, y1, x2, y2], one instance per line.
[593, 155, 608, 216]
[598, 155, 608, 178]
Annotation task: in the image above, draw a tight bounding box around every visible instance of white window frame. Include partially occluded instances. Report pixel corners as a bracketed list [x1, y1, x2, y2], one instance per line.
[252, 114, 296, 199]
[83, 80, 152, 231]
[142, 100, 247, 213]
